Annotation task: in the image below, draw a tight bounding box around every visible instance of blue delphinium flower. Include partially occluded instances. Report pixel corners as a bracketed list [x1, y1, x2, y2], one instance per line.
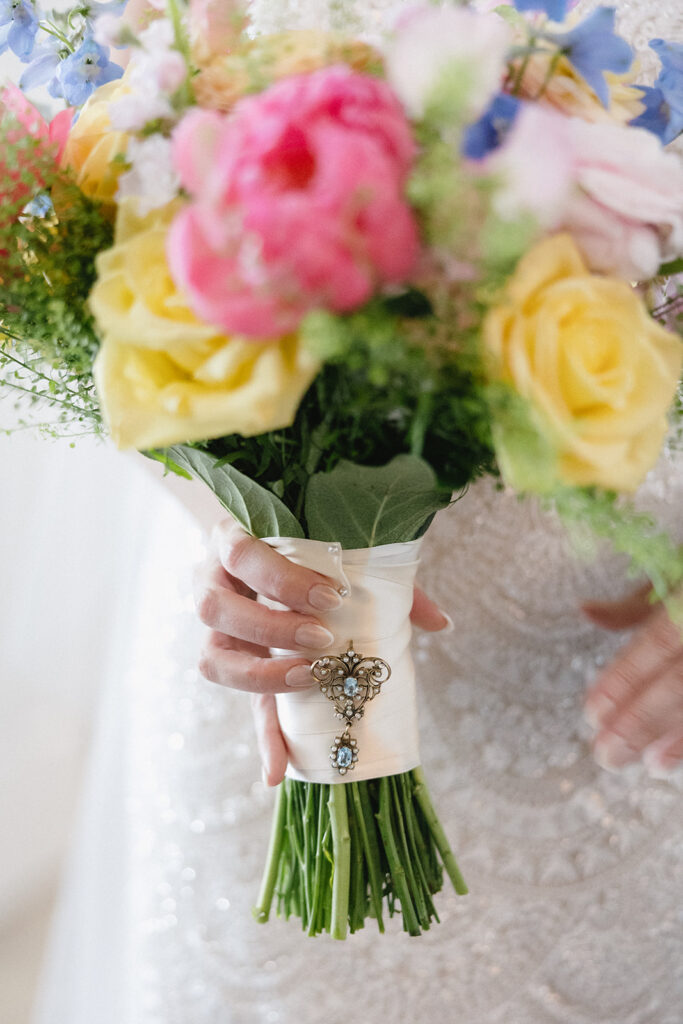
[549, 7, 632, 108]
[630, 39, 683, 144]
[56, 36, 123, 106]
[0, 0, 39, 61]
[513, 0, 567, 21]
[463, 94, 521, 160]
[19, 37, 61, 93]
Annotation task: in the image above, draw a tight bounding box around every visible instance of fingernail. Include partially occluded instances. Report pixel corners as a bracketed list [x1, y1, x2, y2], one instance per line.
[642, 746, 675, 780]
[593, 734, 638, 771]
[308, 584, 343, 611]
[438, 610, 455, 634]
[294, 623, 335, 649]
[583, 693, 616, 730]
[261, 765, 270, 786]
[643, 740, 680, 780]
[285, 663, 314, 688]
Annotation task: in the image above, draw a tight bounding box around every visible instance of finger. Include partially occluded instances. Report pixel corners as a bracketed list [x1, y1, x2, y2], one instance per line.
[643, 726, 683, 776]
[583, 605, 682, 729]
[196, 584, 335, 652]
[581, 583, 655, 631]
[410, 586, 452, 632]
[215, 519, 346, 614]
[199, 637, 314, 694]
[592, 661, 683, 769]
[252, 693, 288, 786]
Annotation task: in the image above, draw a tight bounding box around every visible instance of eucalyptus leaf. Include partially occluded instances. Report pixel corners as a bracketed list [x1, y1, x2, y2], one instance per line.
[305, 454, 451, 548]
[166, 444, 304, 539]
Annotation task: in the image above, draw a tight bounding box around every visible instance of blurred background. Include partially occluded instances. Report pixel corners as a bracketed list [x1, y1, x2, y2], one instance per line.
[0, 36, 115, 1024]
[0, 422, 160, 1022]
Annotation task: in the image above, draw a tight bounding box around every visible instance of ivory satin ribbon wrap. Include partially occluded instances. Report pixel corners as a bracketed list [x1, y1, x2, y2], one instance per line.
[260, 537, 423, 784]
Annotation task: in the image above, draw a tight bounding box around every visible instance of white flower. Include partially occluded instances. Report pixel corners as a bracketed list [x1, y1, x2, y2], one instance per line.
[385, 5, 512, 120]
[130, 48, 188, 94]
[139, 18, 176, 53]
[116, 135, 180, 216]
[109, 92, 175, 131]
[93, 12, 126, 49]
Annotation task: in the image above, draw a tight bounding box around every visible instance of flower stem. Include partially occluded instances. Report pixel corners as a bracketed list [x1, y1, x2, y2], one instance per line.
[253, 782, 286, 923]
[350, 782, 385, 932]
[411, 766, 468, 895]
[376, 777, 421, 936]
[328, 784, 350, 940]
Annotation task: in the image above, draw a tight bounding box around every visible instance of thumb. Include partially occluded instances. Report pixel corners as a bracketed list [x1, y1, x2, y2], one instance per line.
[410, 585, 453, 633]
[251, 693, 288, 787]
[581, 583, 655, 631]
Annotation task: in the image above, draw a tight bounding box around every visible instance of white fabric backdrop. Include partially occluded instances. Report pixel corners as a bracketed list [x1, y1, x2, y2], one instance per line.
[0, 426, 165, 927]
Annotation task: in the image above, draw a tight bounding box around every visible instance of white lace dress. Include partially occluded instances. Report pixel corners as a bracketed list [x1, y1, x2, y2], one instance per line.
[34, 3, 683, 1023]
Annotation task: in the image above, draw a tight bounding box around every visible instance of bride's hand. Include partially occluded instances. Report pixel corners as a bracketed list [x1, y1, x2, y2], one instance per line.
[194, 519, 451, 785]
[582, 585, 683, 774]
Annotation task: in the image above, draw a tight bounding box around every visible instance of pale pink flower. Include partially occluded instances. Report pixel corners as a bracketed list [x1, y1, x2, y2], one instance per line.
[189, 0, 246, 64]
[385, 5, 512, 120]
[167, 67, 420, 339]
[563, 119, 683, 279]
[486, 105, 574, 228]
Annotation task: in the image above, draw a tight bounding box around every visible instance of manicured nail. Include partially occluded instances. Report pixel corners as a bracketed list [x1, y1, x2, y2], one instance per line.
[642, 740, 682, 780]
[308, 584, 343, 611]
[285, 664, 314, 688]
[583, 693, 616, 730]
[642, 746, 675, 780]
[438, 610, 455, 634]
[593, 734, 638, 771]
[261, 765, 269, 786]
[294, 623, 335, 649]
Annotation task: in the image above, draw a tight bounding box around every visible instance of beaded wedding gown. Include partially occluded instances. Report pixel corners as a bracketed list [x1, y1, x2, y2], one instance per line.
[34, 2, 683, 1023]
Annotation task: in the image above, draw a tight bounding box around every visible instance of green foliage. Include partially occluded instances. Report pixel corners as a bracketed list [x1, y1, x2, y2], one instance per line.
[164, 444, 305, 538]
[551, 486, 683, 601]
[0, 128, 112, 434]
[305, 454, 451, 547]
[185, 298, 497, 538]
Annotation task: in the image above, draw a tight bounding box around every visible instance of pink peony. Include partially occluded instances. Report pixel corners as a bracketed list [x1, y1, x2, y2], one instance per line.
[562, 119, 683, 280]
[167, 67, 420, 339]
[0, 85, 72, 223]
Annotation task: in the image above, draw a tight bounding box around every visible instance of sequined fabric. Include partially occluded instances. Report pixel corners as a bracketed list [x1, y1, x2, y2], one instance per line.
[118, 449, 683, 1024]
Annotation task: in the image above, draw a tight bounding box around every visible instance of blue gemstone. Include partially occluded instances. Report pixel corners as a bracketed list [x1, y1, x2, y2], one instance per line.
[337, 746, 353, 768]
[343, 677, 358, 696]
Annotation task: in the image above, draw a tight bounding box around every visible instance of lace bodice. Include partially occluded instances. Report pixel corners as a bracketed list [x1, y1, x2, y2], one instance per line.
[123, 450, 683, 1024]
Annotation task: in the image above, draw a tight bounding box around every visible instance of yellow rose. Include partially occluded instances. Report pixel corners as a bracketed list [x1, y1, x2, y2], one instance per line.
[60, 79, 130, 204]
[194, 30, 381, 112]
[90, 202, 320, 450]
[483, 234, 682, 492]
[513, 54, 645, 125]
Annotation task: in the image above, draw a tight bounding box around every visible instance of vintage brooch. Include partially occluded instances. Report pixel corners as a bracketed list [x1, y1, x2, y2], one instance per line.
[310, 640, 391, 775]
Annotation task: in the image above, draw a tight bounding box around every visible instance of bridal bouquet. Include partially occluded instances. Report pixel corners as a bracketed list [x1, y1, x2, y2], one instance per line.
[2, 0, 683, 937]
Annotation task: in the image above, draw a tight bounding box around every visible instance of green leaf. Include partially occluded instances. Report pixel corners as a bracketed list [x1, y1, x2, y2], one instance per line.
[166, 444, 304, 539]
[305, 454, 451, 548]
[659, 257, 683, 277]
